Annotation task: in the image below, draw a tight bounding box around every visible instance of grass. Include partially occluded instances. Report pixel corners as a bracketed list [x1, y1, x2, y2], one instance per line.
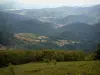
[0, 61, 100, 75]
[15, 33, 39, 39]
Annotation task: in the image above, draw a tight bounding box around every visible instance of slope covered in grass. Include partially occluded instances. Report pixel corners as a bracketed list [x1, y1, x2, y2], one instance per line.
[0, 61, 100, 75]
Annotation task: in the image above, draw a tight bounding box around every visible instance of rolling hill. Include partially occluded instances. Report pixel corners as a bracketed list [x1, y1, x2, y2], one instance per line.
[6, 5, 100, 25]
[0, 12, 55, 35]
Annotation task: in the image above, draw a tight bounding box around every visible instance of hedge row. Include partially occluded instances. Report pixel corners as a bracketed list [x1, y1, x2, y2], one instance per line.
[0, 50, 86, 67]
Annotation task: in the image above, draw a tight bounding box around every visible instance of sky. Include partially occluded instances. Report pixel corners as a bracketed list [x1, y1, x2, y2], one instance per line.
[0, 0, 100, 9]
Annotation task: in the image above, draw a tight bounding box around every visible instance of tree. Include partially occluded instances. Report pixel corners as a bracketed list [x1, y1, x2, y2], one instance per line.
[95, 44, 100, 60]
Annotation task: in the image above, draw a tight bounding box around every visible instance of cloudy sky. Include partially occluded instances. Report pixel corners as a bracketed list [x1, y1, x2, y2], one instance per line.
[0, 0, 100, 9]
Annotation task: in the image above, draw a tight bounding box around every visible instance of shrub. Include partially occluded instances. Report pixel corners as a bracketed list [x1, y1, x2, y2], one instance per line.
[43, 58, 50, 64]
[8, 63, 15, 75]
[95, 44, 100, 60]
[51, 60, 57, 65]
[85, 53, 95, 61]
[0, 50, 87, 67]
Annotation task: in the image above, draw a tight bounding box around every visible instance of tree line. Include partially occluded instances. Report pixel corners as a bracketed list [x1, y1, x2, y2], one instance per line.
[0, 50, 98, 68]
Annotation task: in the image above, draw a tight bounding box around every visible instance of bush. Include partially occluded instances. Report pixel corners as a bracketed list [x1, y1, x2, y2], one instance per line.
[0, 50, 86, 67]
[64, 51, 85, 61]
[95, 44, 100, 60]
[85, 53, 95, 61]
[8, 63, 15, 75]
[51, 60, 57, 65]
[43, 58, 50, 64]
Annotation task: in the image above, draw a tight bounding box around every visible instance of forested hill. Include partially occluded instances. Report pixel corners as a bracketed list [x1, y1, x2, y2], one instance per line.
[0, 5, 100, 51]
[0, 12, 55, 35]
[6, 5, 100, 25]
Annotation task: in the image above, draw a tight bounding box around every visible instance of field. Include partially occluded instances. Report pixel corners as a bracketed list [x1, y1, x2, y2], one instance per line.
[0, 61, 100, 75]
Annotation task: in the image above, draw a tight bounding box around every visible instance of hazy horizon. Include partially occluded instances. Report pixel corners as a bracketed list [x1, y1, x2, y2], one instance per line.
[0, 0, 100, 10]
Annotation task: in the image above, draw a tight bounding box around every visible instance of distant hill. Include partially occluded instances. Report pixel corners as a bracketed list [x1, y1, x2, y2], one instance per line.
[57, 23, 92, 40]
[90, 23, 100, 41]
[59, 23, 92, 32]
[54, 22, 100, 41]
[0, 12, 55, 35]
[92, 23, 100, 32]
[6, 5, 100, 25]
[57, 15, 95, 25]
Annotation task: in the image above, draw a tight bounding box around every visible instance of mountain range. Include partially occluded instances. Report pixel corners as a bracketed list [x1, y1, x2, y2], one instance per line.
[0, 4, 100, 50]
[6, 5, 100, 24]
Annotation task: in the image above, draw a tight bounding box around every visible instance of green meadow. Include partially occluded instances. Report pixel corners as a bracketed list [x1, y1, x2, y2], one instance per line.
[0, 61, 100, 75]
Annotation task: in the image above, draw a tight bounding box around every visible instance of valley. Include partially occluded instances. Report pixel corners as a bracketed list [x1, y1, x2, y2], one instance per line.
[0, 5, 100, 51]
[0, 1, 100, 75]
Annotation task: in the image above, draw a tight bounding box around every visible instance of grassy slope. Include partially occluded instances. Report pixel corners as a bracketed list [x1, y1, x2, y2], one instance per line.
[15, 33, 39, 39]
[0, 61, 100, 75]
[15, 33, 40, 43]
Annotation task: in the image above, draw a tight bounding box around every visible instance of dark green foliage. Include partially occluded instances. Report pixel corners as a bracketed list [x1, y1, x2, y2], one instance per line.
[13, 42, 60, 50]
[0, 50, 86, 67]
[0, 51, 9, 67]
[95, 44, 100, 60]
[43, 58, 50, 64]
[85, 53, 95, 61]
[51, 60, 57, 65]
